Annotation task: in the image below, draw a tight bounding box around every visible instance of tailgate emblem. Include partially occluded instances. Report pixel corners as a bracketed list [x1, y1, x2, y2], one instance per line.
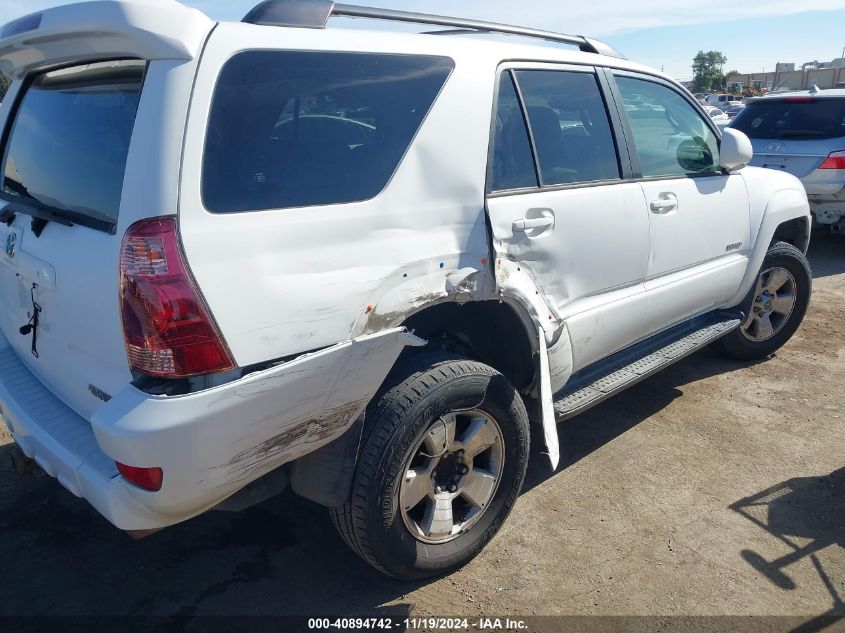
[766, 143, 784, 153]
[5, 233, 15, 259]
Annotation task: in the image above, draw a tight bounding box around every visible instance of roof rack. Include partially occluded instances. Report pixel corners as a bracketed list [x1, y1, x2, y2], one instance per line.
[242, 0, 627, 59]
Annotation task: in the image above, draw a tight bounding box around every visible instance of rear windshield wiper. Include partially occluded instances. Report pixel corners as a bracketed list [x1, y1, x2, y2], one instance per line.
[0, 196, 74, 237]
[0, 192, 115, 236]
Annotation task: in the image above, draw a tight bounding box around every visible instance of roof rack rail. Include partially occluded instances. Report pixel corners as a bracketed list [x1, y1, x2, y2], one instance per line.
[242, 0, 627, 59]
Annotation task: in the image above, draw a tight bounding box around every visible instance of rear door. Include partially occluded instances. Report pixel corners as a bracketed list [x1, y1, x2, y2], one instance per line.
[611, 72, 751, 332]
[486, 65, 650, 373]
[0, 61, 145, 418]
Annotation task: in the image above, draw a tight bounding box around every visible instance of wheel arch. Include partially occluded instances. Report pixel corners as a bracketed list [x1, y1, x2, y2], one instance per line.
[727, 184, 812, 308]
[399, 299, 539, 393]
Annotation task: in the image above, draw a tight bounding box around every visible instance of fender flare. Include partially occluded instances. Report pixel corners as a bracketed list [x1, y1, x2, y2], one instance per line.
[726, 186, 811, 308]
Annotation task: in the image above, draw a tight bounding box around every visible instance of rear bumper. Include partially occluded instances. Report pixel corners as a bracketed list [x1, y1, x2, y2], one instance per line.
[808, 199, 845, 224]
[0, 333, 163, 529]
[0, 328, 415, 530]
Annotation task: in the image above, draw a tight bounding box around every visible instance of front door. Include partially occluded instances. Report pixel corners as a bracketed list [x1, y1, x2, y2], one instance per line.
[612, 73, 751, 332]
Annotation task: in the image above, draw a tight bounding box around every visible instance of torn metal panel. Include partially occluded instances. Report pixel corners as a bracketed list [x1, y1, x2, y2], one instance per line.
[536, 326, 560, 471]
[355, 260, 497, 335]
[91, 328, 420, 516]
[494, 258, 561, 336]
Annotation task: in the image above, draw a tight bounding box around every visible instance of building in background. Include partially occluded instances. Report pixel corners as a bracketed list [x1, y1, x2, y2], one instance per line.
[727, 57, 845, 94]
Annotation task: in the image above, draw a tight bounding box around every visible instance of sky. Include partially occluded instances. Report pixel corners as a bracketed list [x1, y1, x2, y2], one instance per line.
[3, 0, 845, 81]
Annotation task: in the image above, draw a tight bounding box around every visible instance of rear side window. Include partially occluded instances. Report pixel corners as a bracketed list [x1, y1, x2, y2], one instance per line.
[202, 52, 454, 213]
[732, 99, 845, 140]
[491, 72, 538, 191]
[1, 60, 145, 231]
[514, 70, 620, 186]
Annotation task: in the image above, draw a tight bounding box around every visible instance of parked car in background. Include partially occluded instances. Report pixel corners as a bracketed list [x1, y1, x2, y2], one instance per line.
[730, 88, 845, 234]
[725, 103, 746, 119]
[705, 93, 742, 108]
[703, 105, 731, 124]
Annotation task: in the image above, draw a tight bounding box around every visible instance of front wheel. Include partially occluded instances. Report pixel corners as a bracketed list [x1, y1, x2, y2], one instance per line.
[330, 353, 530, 580]
[714, 241, 812, 361]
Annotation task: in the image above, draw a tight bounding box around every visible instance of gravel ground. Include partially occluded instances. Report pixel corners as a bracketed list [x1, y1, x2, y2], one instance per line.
[0, 233, 842, 627]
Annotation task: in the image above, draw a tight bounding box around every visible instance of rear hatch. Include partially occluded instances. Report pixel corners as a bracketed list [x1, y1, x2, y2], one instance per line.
[0, 60, 146, 418]
[0, 2, 213, 420]
[731, 96, 845, 193]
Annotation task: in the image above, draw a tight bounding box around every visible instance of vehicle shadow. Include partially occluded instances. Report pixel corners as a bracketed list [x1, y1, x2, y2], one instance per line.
[522, 346, 760, 492]
[0, 347, 754, 621]
[729, 469, 844, 632]
[0, 441, 415, 621]
[808, 231, 845, 280]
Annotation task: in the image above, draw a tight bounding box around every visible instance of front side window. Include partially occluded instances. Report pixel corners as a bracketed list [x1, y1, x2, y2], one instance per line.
[202, 52, 454, 213]
[616, 76, 720, 178]
[1, 60, 145, 230]
[515, 70, 621, 186]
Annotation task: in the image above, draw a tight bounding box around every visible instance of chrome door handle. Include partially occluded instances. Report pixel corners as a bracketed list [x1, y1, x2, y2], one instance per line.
[650, 194, 678, 214]
[513, 217, 555, 232]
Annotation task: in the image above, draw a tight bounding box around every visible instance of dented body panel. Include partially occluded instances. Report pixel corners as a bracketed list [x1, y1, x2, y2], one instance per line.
[179, 23, 497, 368]
[86, 329, 414, 528]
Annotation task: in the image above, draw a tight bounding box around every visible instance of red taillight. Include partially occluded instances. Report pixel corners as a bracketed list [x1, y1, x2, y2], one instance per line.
[819, 151, 845, 170]
[116, 462, 163, 492]
[120, 217, 235, 378]
[784, 97, 816, 103]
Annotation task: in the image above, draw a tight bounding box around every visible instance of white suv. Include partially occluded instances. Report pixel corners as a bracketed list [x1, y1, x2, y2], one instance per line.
[0, 0, 812, 579]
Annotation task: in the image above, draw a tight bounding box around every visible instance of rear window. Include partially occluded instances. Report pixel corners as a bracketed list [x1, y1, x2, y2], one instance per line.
[202, 51, 454, 213]
[1, 60, 145, 232]
[732, 98, 845, 140]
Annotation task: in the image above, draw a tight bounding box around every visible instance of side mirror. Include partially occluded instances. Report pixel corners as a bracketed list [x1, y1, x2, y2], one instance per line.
[720, 128, 753, 172]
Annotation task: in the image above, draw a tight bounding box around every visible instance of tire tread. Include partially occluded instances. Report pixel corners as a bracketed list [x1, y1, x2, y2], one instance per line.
[330, 353, 519, 578]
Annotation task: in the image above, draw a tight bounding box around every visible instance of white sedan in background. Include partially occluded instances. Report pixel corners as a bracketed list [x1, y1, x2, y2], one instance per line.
[703, 105, 731, 123]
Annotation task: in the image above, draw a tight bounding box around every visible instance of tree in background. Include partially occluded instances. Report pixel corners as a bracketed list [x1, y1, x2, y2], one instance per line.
[692, 51, 728, 92]
[0, 72, 9, 101]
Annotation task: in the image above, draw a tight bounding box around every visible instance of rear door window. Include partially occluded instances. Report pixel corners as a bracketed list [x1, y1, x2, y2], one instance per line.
[732, 99, 845, 140]
[513, 70, 621, 186]
[490, 72, 539, 191]
[1, 60, 145, 232]
[202, 52, 454, 213]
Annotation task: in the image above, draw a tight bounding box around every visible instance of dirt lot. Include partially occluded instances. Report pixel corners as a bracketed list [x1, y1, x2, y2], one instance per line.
[0, 233, 842, 627]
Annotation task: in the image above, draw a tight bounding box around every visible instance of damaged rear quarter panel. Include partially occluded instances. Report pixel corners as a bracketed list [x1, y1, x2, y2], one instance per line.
[177, 26, 496, 367]
[90, 328, 418, 518]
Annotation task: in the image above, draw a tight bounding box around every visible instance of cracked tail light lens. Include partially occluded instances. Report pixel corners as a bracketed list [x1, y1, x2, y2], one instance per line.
[116, 462, 163, 492]
[120, 217, 235, 378]
[819, 151, 845, 170]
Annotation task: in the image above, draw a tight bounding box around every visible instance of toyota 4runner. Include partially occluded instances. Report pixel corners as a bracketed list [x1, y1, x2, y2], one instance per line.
[0, 0, 812, 579]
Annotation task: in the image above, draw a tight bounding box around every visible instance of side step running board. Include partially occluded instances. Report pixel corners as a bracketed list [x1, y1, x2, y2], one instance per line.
[554, 315, 742, 421]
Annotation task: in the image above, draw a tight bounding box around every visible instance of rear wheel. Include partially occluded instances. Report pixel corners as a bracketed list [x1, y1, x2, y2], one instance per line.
[330, 353, 530, 580]
[714, 241, 812, 361]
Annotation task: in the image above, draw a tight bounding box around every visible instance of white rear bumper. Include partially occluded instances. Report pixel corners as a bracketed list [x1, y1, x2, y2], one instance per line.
[0, 328, 417, 530]
[0, 333, 162, 529]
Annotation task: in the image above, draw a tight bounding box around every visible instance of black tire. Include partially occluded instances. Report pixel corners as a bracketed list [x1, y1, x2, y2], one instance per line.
[330, 352, 530, 580]
[713, 241, 812, 361]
